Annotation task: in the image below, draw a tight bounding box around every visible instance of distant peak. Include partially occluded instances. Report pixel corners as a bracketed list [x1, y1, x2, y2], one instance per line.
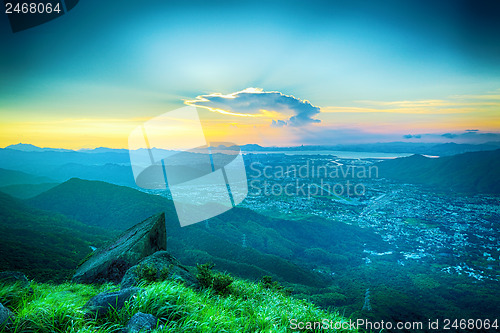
[4, 143, 72, 152]
[5, 143, 44, 152]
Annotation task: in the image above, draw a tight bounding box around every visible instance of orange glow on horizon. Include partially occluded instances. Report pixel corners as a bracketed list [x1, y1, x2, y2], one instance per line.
[1, 91, 499, 149]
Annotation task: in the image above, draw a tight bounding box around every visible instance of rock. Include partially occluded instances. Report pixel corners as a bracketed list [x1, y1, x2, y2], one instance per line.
[121, 251, 197, 289]
[83, 287, 141, 318]
[0, 271, 33, 295]
[73, 213, 167, 284]
[124, 312, 159, 332]
[0, 303, 14, 328]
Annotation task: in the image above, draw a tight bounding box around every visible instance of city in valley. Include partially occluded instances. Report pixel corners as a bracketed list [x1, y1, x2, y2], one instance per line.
[240, 153, 500, 282]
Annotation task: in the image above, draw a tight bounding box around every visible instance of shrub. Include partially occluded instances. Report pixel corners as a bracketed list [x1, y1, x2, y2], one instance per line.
[196, 263, 234, 296]
[137, 264, 157, 283]
[260, 275, 292, 296]
[135, 264, 171, 284]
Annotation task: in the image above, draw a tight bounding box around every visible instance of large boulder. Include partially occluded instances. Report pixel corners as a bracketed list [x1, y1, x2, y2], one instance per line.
[83, 287, 141, 318]
[73, 213, 167, 284]
[124, 312, 159, 332]
[120, 251, 197, 289]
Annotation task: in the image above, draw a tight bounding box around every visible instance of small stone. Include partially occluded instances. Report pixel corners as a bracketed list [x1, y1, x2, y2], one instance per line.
[0, 303, 14, 328]
[83, 287, 141, 318]
[124, 312, 159, 332]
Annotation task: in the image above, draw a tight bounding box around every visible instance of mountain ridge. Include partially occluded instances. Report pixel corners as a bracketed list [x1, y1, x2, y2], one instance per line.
[0, 167, 54, 186]
[23, 177, 388, 289]
[377, 148, 500, 193]
[4, 141, 500, 156]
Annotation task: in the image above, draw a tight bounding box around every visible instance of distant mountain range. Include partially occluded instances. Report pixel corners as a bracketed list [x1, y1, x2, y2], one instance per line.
[229, 142, 500, 156]
[1, 144, 499, 197]
[5, 141, 500, 156]
[377, 149, 500, 193]
[1, 141, 498, 188]
[4, 143, 73, 152]
[0, 148, 135, 187]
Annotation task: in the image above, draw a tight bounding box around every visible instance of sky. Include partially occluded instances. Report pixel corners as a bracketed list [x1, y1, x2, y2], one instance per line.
[1, 0, 500, 149]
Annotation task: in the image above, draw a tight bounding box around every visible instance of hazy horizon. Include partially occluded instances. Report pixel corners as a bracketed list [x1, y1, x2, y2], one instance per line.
[3, 140, 500, 152]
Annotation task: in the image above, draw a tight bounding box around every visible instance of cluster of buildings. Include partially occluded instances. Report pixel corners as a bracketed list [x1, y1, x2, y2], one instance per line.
[241, 154, 500, 282]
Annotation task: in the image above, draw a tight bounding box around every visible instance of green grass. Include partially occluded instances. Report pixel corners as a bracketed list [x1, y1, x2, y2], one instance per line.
[0, 276, 356, 333]
[2, 282, 118, 332]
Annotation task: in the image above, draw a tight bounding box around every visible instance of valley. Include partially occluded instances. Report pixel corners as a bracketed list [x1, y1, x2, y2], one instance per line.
[0, 146, 499, 331]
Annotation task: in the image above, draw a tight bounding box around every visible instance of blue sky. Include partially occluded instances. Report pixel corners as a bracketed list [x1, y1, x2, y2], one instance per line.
[1, 0, 499, 148]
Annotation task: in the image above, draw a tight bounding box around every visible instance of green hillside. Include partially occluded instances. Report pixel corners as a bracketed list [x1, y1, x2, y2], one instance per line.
[0, 192, 114, 282]
[23, 179, 332, 287]
[24, 178, 387, 289]
[0, 168, 54, 187]
[377, 149, 500, 193]
[27, 178, 176, 230]
[0, 182, 59, 199]
[2, 178, 498, 326]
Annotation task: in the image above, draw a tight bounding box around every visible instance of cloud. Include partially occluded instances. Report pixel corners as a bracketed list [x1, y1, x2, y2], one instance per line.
[403, 134, 422, 139]
[297, 128, 500, 146]
[185, 88, 321, 127]
[271, 119, 287, 128]
[440, 130, 500, 142]
[322, 91, 500, 115]
[293, 127, 408, 145]
[442, 133, 458, 139]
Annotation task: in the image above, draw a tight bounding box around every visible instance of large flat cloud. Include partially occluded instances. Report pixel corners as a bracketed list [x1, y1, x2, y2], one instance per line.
[441, 130, 500, 141]
[401, 130, 500, 143]
[185, 88, 321, 127]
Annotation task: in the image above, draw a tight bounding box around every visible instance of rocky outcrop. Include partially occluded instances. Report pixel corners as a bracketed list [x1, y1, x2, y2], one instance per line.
[121, 251, 197, 289]
[83, 287, 141, 318]
[0, 303, 14, 328]
[73, 213, 167, 284]
[124, 312, 159, 332]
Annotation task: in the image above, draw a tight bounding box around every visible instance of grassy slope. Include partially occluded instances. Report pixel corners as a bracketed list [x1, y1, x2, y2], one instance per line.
[0, 278, 356, 333]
